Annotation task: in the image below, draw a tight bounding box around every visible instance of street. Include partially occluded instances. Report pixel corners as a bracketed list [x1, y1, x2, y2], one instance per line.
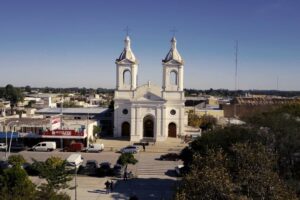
[0, 150, 182, 200]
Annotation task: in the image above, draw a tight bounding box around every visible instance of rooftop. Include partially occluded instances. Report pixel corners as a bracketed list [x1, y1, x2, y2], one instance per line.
[36, 107, 109, 115]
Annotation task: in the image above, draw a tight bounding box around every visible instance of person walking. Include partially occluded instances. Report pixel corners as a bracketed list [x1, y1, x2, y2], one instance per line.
[110, 180, 114, 192]
[123, 171, 128, 181]
[142, 143, 146, 152]
[105, 180, 110, 194]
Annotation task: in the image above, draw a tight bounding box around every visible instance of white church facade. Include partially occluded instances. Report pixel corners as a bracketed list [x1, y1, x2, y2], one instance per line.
[113, 36, 187, 142]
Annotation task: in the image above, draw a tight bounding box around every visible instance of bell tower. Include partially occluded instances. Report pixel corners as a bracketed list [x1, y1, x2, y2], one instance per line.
[115, 36, 138, 91]
[162, 37, 184, 92]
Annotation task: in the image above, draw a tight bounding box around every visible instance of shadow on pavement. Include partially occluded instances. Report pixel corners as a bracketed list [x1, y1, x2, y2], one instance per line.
[164, 169, 177, 178]
[88, 189, 107, 194]
[110, 177, 178, 200]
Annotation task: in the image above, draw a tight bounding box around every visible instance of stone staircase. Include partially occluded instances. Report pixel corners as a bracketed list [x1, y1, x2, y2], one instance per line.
[98, 137, 187, 153]
[137, 161, 177, 177]
[136, 153, 182, 177]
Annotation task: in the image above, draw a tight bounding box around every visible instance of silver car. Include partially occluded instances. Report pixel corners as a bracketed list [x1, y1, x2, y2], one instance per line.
[120, 145, 140, 154]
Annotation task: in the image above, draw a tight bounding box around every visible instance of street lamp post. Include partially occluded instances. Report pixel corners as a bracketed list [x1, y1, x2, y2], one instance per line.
[75, 165, 77, 200]
[70, 164, 78, 200]
[6, 120, 19, 159]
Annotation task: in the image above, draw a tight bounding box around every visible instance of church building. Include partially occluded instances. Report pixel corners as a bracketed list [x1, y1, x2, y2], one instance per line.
[113, 36, 186, 142]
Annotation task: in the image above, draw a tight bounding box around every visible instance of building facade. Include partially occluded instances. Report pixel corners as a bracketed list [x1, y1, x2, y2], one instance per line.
[114, 36, 186, 142]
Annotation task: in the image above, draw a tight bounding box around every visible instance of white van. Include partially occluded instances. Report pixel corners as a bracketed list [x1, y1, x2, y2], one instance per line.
[66, 154, 84, 169]
[32, 142, 56, 152]
[85, 143, 104, 153]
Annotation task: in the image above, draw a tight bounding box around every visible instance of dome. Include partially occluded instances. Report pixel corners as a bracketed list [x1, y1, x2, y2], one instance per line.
[163, 37, 183, 64]
[116, 36, 137, 63]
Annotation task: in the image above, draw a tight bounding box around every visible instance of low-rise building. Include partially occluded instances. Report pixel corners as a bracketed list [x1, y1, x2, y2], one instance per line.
[0, 117, 97, 148]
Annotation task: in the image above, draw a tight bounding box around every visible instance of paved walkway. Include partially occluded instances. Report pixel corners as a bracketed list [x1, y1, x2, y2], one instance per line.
[64, 176, 179, 200]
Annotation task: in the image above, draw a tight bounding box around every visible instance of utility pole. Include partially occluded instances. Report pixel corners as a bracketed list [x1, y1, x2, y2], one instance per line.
[234, 40, 238, 118]
[60, 97, 64, 148]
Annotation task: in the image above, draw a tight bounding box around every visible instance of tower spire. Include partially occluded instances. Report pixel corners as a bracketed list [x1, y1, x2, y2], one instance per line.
[163, 37, 183, 64]
[116, 27, 136, 63]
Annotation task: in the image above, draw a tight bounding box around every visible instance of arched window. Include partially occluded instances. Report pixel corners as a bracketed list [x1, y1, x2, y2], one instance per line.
[123, 70, 131, 85]
[170, 71, 178, 85]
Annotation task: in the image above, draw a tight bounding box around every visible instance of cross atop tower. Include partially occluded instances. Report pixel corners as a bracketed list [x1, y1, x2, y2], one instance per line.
[124, 26, 130, 36]
[170, 27, 178, 37]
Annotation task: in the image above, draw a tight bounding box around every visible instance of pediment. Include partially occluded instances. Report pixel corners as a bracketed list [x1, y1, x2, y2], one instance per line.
[134, 83, 165, 102]
[136, 91, 164, 102]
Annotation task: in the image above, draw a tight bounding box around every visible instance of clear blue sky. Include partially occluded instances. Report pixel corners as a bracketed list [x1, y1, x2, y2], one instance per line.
[0, 0, 299, 90]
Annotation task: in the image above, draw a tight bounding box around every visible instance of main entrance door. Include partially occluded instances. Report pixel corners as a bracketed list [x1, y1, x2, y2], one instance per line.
[121, 122, 130, 137]
[143, 115, 154, 138]
[168, 123, 177, 137]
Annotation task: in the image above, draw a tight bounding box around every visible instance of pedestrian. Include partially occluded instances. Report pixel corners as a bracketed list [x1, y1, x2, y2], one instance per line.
[110, 180, 114, 192]
[142, 143, 146, 152]
[128, 171, 133, 179]
[105, 180, 110, 194]
[184, 135, 188, 143]
[123, 171, 128, 181]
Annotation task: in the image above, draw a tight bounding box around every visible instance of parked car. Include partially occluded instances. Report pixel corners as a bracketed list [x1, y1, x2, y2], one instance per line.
[113, 164, 125, 178]
[0, 143, 7, 151]
[32, 142, 56, 152]
[81, 160, 98, 175]
[97, 162, 113, 177]
[159, 153, 180, 161]
[63, 142, 84, 152]
[10, 143, 28, 152]
[66, 154, 84, 170]
[0, 160, 11, 170]
[120, 145, 140, 154]
[85, 143, 104, 153]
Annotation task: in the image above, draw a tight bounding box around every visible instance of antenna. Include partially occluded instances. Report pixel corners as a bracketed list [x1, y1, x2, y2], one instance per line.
[170, 27, 178, 37]
[235, 40, 238, 91]
[234, 40, 238, 118]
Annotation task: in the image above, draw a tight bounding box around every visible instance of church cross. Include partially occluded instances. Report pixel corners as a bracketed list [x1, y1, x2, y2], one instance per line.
[124, 26, 130, 36]
[170, 27, 178, 37]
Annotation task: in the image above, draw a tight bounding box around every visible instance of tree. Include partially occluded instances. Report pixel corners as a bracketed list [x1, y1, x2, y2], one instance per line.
[179, 120, 299, 199]
[93, 125, 101, 138]
[177, 143, 298, 200]
[3, 84, 24, 110]
[8, 155, 26, 167]
[176, 151, 237, 200]
[117, 153, 138, 171]
[188, 110, 201, 128]
[0, 166, 36, 200]
[35, 184, 70, 200]
[25, 85, 31, 93]
[245, 104, 300, 193]
[231, 143, 297, 199]
[33, 156, 72, 190]
[181, 126, 265, 167]
[199, 115, 217, 131]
